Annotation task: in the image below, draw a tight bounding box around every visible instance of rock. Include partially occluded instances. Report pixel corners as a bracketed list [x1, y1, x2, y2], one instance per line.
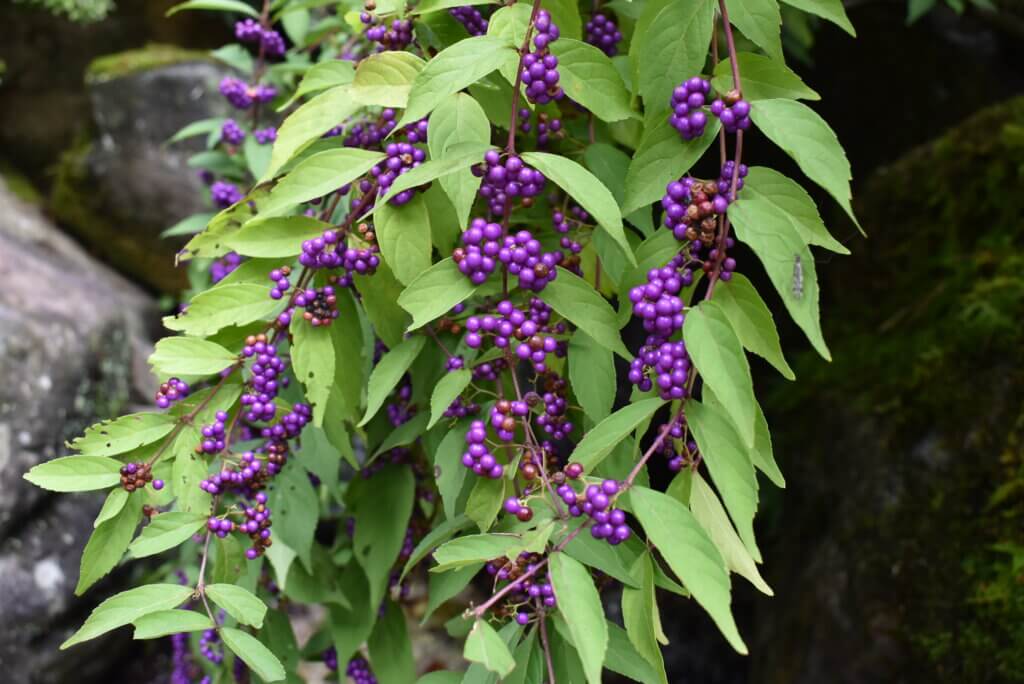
[51, 46, 237, 293]
[748, 97, 1024, 683]
[0, 177, 156, 681]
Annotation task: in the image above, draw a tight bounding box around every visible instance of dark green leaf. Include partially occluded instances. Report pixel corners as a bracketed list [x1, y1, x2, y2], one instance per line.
[724, 0, 783, 62]
[262, 85, 361, 181]
[368, 600, 417, 684]
[424, 562, 481, 622]
[227, 215, 331, 258]
[779, 0, 855, 35]
[429, 369, 473, 429]
[360, 335, 427, 426]
[269, 461, 319, 569]
[94, 488, 129, 528]
[435, 421, 472, 520]
[431, 533, 518, 572]
[563, 529, 641, 588]
[605, 620, 663, 684]
[260, 149, 384, 216]
[428, 94, 490, 226]
[465, 620, 516, 677]
[713, 273, 795, 380]
[401, 515, 473, 580]
[355, 262, 410, 347]
[637, 0, 715, 115]
[167, 0, 260, 17]
[568, 330, 616, 423]
[741, 166, 850, 254]
[352, 51, 426, 108]
[351, 465, 416, 608]
[290, 314, 335, 425]
[465, 475, 505, 532]
[621, 552, 668, 684]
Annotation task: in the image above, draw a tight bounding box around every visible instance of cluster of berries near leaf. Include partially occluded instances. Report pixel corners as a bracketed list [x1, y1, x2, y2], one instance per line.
[23, 0, 861, 681]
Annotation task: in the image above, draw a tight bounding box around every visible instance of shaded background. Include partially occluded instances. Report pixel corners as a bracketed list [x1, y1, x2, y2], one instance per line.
[1, 0, 1023, 681]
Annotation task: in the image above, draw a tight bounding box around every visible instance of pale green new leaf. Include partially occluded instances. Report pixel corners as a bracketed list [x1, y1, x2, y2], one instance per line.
[398, 258, 478, 330]
[128, 512, 207, 559]
[149, 337, 237, 377]
[549, 554, 608, 684]
[62, 584, 194, 649]
[539, 268, 631, 359]
[221, 627, 286, 682]
[464, 620, 516, 677]
[205, 584, 268, 628]
[24, 455, 122, 492]
[712, 52, 819, 101]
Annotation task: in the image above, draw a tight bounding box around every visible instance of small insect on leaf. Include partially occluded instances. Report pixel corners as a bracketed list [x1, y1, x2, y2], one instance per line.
[791, 254, 804, 300]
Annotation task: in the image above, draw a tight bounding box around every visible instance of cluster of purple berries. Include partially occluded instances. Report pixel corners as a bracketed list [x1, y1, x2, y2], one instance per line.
[521, 11, 563, 105]
[402, 118, 429, 144]
[535, 374, 573, 439]
[155, 377, 190, 409]
[669, 77, 711, 141]
[211, 181, 243, 208]
[298, 229, 381, 279]
[370, 142, 427, 205]
[235, 19, 286, 58]
[341, 109, 397, 148]
[198, 627, 223, 664]
[450, 5, 488, 35]
[119, 462, 161, 492]
[199, 451, 264, 494]
[210, 251, 242, 283]
[219, 77, 276, 110]
[254, 126, 277, 144]
[498, 229, 563, 292]
[552, 205, 588, 254]
[629, 337, 691, 400]
[464, 299, 560, 373]
[221, 119, 245, 145]
[718, 160, 749, 197]
[628, 256, 692, 339]
[710, 92, 751, 133]
[198, 411, 231, 455]
[585, 13, 622, 56]
[657, 417, 699, 472]
[294, 285, 340, 327]
[386, 379, 415, 427]
[362, 14, 414, 51]
[462, 420, 503, 479]
[563, 478, 632, 545]
[474, 151, 548, 215]
[267, 266, 292, 300]
[454, 217, 501, 284]
[346, 656, 378, 684]
[241, 334, 285, 422]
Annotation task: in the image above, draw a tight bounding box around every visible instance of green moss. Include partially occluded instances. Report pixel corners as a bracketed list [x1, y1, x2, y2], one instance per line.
[86, 43, 210, 83]
[0, 160, 42, 204]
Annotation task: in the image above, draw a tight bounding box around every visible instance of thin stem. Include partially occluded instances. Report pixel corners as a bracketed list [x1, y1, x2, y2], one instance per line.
[717, 0, 742, 94]
[474, 558, 548, 617]
[506, 0, 546, 153]
[623, 415, 676, 489]
[538, 607, 557, 684]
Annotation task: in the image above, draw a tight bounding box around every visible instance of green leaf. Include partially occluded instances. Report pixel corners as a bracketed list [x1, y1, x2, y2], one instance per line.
[690, 472, 772, 595]
[352, 51, 425, 107]
[355, 263, 410, 348]
[243, 135, 273, 179]
[462, 620, 523, 683]
[260, 149, 385, 216]
[149, 337, 237, 377]
[563, 530, 641, 588]
[376, 144, 489, 206]
[171, 428, 213, 516]
[372, 412, 429, 457]
[779, 0, 855, 35]
[435, 421, 472, 520]
[416, 673, 464, 684]
[428, 94, 490, 227]
[290, 315, 335, 425]
[328, 289, 366, 425]
[424, 562, 481, 622]
[24, 455, 122, 491]
[568, 397, 666, 471]
[551, 39, 634, 123]
[351, 465, 416, 608]
[466, 475, 505, 532]
[429, 369, 473, 429]
[549, 554, 607, 684]
[584, 143, 655, 237]
[683, 301, 757, 447]
[330, 566, 376, 663]
[713, 273, 794, 379]
[749, 98, 859, 229]
[741, 166, 850, 254]
[621, 553, 668, 684]
[373, 193, 433, 286]
[227, 215, 330, 258]
[712, 52, 819, 101]
[414, 0, 498, 12]
[368, 600, 417, 684]
[431, 533, 518, 572]
[622, 118, 721, 215]
[638, 0, 715, 115]
[71, 413, 177, 457]
[630, 486, 747, 653]
[539, 268, 630, 359]
[725, 0, 783, 62]
[398, 258, 478, 331]
[205, 584, 268, 628]
[61, 584, 195, 649]
[728, 197, 830, 359]
[504, 628, 543, 684]
[465, 620, 516, 677]
[521, 152, 635, 267]
[685, 399, 760, 561]
[398, 35, 518, 127]
[161, 212, 216, 238]
[401, 515, 473, 580]
[94, 488, 130, 528]
[132, 610, 214, 639]
[168, 118, 225, 145]
[360, 335, 427, 425]
[221, 627, 287, 682]
[262, 85, 361, 181]
[166, 0, 260, 17]
[164, 284, 281, 336]
[128, 512, 206, 559]
[77, 492, 142, 594]
[568, 330, 616, 423]
[279, 60, 355, 110]
[270, 462, 319, 570]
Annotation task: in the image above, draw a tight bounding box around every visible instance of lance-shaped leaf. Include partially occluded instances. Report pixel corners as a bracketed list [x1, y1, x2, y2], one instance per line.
[149, 337, 237, 377]
[62, 584, 195, 649]
[712, 274, 795, 380]
[464, 619, 516, 677]
[549, 554, 608, 684]
[360, 336, 427, 425]
[712, 52, 819, 101]
[398, 258, 478, 331]
[539, 268, 631, 359]
[568, 397, 666, 471]
[259, 148, 384, 216]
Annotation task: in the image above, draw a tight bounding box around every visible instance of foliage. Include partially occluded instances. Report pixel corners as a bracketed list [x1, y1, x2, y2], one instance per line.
[12, 0, 115, 22]
[25, 0, 860, 680]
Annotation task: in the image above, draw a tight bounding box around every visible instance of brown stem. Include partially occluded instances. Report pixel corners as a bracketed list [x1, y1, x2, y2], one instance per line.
[506, 0, 546, 153]
[538, 606, 557, 684]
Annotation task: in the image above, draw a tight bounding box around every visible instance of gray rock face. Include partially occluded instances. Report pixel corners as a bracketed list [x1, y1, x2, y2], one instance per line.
[0, 178, 155, 681]
[53, 57, 237, 293]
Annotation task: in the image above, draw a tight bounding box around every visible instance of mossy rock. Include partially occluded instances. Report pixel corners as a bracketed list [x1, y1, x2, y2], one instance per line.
[751, 97, 1024, 683]
[85, 42, 210, 83]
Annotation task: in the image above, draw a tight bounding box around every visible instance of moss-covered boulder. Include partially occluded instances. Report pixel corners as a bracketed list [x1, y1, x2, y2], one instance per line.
[50, 44, 235, 293]
[750, 97, 1024, 683]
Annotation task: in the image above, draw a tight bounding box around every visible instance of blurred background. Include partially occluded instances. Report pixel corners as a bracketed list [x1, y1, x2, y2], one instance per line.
[0, 0, 1022, 682]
